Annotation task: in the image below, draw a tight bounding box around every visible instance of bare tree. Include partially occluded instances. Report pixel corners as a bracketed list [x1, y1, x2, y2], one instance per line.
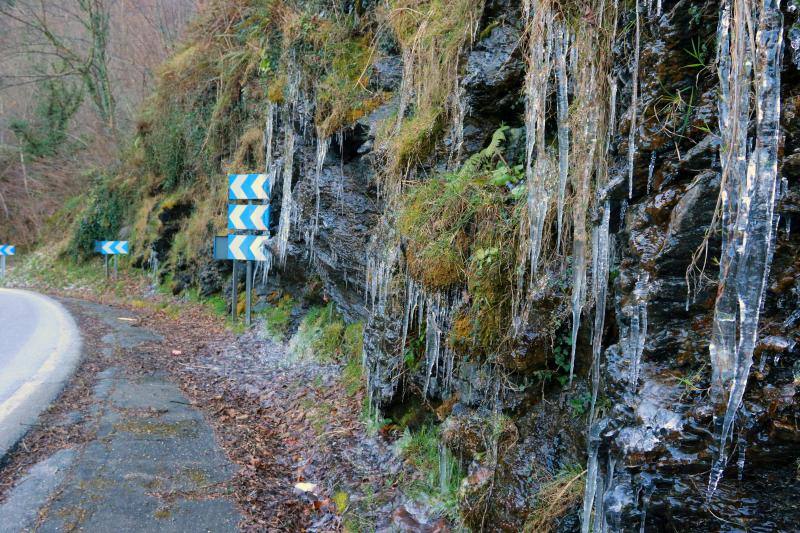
[0, 0, 117, 136]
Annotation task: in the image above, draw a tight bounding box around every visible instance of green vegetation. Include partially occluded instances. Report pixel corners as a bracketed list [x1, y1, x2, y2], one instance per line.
[395, 424, 463, 522]
[68, 178, 133, 260]
[397, 126, 524, 355]
[262, 295, 296, 341]
[378, 0, 484, 180]
[10, 73, 84, 158]
[291, 303, 363, 364]
[341, 322, 366, 396]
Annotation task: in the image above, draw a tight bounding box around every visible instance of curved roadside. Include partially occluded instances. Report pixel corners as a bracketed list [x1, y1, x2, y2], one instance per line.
[0, 289, 82, 462]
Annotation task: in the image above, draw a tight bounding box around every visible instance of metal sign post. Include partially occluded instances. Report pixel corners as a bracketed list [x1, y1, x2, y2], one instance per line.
[0, 245, 15, 280]
[95, 241, 129, 280]
[218, 173, 271, 327]
[245, 261, 253, 326]
[231, 260, 238, 321]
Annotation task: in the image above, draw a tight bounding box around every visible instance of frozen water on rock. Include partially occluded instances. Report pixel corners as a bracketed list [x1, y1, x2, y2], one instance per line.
[646, 151, 656, 194]
[306, 133, 330, 262]
[627, 0, 641, 199]
[708, 0, 783, 497]
[523, 0, 554, 280]
[277, 119, 295, 265]
[590, 202, 612, 420]
[626, 272, 650, 390]
[789, 26, 800, 68]
[422, 291, 461, 398]
[265, 102, 275, 170]
[555, 24, 571, 251]
[277, 75, 300, 265]
[448, 80, 467, 169]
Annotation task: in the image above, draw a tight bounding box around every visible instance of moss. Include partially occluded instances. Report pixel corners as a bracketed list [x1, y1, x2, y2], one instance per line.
[377, 0, 484, 181]
[291, 304, 363, 364]
[266, 73, 287, 103]
[263, 294, 296, 341]
[397, 127, 524, 354]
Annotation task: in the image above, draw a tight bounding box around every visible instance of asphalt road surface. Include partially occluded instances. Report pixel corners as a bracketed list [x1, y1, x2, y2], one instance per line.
[0, 289, 81, 459]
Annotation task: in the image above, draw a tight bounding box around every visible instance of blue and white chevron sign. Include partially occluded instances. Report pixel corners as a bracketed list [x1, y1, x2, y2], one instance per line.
[94, 241, 129, 255]
[227, 235, 269, 261]
[0, 245, 15, 256]
[228, 204, 270, 231]
[228, 174, 270, 200]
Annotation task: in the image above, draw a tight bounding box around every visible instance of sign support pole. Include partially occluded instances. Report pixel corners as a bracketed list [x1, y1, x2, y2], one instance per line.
[245, 260, 253, 326]
[1, 255, 5, 280]
[231, 260, 238, 321]
[104, 255, 109, 279]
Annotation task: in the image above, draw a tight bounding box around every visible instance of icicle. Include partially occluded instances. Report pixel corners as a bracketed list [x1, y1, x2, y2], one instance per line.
[790, 26, 800, 68]
[277, 116, 295, 265]
[423, 294, 442, 397]
[708, 0, 783, 497]
[265, 102, 275, 170]
[619, 199, 628, 227]
[647, 151, 657, 194]
[628, 0, 641, 199]
[628, 272, 650, 389]
[568, 65, 600, 387]
[438, 441, 449, 493]
[589, 202, 612, 421]
[737, 432, 747, 481]
[523, 3, 555, 278]
[607, 76, 618, 152]
[555, 23, 571, 251]
[581, 422, 602, 533]
[276, 74, 300, 265]
[448, 78, 467, 169]
[638, 482, 654, 533]
[395, 47, 415, 133]
[336, 130, 345, 205]
[308, 132, 330, 261]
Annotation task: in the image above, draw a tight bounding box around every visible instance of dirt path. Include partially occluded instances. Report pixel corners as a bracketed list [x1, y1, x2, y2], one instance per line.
[0, 293, 401, 532]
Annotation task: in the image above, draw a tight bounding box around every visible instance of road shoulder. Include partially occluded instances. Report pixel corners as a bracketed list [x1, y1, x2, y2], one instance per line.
[0, 289, 82, 461]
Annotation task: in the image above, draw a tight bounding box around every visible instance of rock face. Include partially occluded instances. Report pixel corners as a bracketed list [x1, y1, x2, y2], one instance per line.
[160, 0, 800, 530]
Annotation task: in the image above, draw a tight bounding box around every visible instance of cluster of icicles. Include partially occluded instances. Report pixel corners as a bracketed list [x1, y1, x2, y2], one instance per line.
[258, 65, 351, 280]
[582, 0, 784, 531]
[359, 0, 786, 530]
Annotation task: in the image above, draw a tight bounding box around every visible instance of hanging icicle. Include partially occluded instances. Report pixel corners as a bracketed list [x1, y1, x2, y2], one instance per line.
[523, 0, 555, 280]
[627, 0, 641, 199]
[555, 23, 570, 252]
[307, 131, 330, 262]
[708, 0, 783, 497]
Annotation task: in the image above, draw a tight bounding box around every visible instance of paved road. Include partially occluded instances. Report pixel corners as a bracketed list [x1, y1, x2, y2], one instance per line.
[0, 298, 240, 532]
[0, 289, 82, 458]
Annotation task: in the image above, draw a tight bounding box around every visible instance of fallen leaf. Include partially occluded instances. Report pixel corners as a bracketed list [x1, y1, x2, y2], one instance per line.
[294, 482, 317, 493]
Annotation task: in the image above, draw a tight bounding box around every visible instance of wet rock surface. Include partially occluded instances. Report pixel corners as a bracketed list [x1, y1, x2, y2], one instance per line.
[114, 0, 800, 530]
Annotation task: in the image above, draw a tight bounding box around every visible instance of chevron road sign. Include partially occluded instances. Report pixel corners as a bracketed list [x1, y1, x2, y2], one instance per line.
[227, 235, 268, 261]
[228, 174, 270, 200]
[228, 204, 270, 231]
[94, 241, 129, 255]
[0, 245, 15, 256]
